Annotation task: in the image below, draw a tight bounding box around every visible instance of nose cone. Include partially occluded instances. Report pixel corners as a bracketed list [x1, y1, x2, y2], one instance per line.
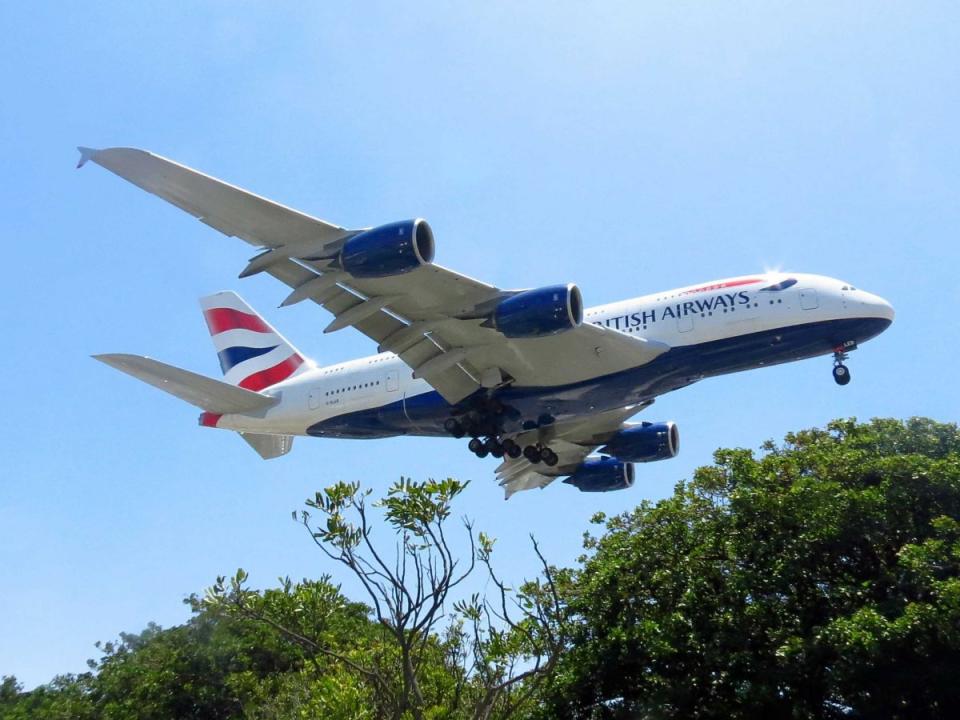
[861, 291, 895, 323]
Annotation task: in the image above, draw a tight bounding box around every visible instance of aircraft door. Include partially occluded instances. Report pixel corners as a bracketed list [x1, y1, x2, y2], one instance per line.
[799, 289, 819, 310]
[386, 370, 399, 392]
[677, 315, 694, 333]
[308, 388, 323, 410]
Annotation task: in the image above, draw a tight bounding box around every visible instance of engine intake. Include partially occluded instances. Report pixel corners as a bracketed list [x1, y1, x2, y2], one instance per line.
[600, 421, 679, 463]
[493, 284, 583, 338]
[562, 457, 635, 493]
[340, 219, 435, 278]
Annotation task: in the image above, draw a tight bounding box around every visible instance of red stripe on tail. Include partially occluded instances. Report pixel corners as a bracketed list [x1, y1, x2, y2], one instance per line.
[238, 354, 305, 391]
[203, 308, 272, 335]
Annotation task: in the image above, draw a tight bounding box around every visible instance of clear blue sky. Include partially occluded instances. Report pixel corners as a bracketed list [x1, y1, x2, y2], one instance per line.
[1, 1, 958, 688]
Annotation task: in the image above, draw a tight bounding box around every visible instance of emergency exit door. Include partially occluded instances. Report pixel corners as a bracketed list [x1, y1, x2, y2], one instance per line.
[386, 370, 399, 392]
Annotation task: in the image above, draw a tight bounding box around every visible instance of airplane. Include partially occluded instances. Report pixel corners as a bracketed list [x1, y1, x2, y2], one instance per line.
[78, 147, 895, 498]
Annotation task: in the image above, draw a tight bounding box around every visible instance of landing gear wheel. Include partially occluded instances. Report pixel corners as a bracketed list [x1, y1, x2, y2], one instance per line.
[444, 418, 465, 439]
[832, 346, 852, 386]
[484, 437, 504, 459]
[475, 448, 489, 458]
[833, 364, 851, 386]
[523, 445, 543, 464]
[541, 448, 559, 467]
[468, 437, 483, 454]
[502, 439, 522, 459]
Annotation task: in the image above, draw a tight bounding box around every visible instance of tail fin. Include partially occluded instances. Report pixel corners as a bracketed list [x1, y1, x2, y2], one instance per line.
[199, 291, 311, 390]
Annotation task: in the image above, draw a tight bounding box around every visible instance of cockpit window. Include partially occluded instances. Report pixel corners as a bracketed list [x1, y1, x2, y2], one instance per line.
[759, 278, 797, 292]
[841, 285, 857, 291]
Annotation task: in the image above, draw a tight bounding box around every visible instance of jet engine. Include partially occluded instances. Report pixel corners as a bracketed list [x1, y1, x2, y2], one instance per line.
[492, 284, 583, 338]
[600, 421, 679, 463]
[562, 457, 635, 493]
[340, 219, 435, 278]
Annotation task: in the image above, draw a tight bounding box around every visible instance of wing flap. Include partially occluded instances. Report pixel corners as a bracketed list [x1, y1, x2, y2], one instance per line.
[94, 354, 279, 414]
[264, 260, 481, 403]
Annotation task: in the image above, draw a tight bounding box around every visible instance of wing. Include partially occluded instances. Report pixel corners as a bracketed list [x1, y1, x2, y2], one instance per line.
[80, 147, 669, 403]
[495, 401, 653, 498]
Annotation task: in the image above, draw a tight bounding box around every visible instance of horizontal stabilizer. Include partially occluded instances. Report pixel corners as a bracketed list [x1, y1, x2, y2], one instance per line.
[93, 354, 279, 414]
[239, 432, 294, 459]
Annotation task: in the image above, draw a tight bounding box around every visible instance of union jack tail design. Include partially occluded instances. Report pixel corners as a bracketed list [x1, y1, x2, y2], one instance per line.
[199, 291, 311, 391]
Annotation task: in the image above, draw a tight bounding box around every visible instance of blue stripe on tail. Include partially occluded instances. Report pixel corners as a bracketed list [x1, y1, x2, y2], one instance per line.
[217, 345, 278, 374]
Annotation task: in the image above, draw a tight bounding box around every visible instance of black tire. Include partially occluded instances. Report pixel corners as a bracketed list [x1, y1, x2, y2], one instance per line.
[505, 442, 522, 459]
[523, 445, 542, 464]
[542, 449, 559, 467]
[468, 438, 483, 453]
[833, 364, 851, 386]
[475, 448, 489, 459]
[444, 418, 465, 438]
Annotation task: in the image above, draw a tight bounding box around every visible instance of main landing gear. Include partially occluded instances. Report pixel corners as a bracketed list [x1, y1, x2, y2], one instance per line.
[463, 433, 557, 465]
[832, 346, 852, 386]
[444, 398, 559, 466]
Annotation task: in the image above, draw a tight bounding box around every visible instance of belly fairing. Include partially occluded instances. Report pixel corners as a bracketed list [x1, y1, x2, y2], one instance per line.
[306, 317, 891, 439]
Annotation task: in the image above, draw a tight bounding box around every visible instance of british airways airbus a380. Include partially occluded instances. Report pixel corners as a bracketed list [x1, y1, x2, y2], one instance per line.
[79, 147, 894, 498]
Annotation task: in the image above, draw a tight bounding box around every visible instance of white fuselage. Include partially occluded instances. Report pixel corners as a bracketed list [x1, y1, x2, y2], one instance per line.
[212, 272, 894, 437]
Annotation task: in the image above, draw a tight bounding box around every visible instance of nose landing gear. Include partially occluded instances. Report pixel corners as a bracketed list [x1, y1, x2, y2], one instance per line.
[832, 364, 850, 385]
[832, 347, 851, 386]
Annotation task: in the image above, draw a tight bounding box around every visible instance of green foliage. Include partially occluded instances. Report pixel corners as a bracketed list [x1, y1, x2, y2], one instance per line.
[228, 477, 562, 720]
[544, 417, 960, 719]
[9, 418, 957, 719]
[0, 580, 375, 720]
[0, 673, 95, 720]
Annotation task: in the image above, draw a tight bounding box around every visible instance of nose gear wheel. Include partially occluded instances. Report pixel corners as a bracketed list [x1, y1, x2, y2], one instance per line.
[832, 347, 852, 386]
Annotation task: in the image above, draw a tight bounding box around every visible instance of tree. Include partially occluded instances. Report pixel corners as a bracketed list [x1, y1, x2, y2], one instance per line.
[207, 477, 567, 720]
[0, 582, 371, 720]
[0, 673, 95, 720]
[543, 417, 960, 719]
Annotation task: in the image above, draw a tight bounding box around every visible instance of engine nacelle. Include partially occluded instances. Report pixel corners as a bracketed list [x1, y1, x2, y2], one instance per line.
[600, 421, 679, 463]
[562, 457, 635, 493]
[492, 284, 583, 338]
[340, 219, 435, 278]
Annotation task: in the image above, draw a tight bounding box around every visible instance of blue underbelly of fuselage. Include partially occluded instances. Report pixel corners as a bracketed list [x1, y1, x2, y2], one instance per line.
[306, 316, 891, 440]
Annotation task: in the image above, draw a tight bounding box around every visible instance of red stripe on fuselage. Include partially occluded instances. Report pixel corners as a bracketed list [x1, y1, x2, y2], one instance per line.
[238, 354, 304, 391]
[680, 278, 763, 295]
[203, 308, 272, 335]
